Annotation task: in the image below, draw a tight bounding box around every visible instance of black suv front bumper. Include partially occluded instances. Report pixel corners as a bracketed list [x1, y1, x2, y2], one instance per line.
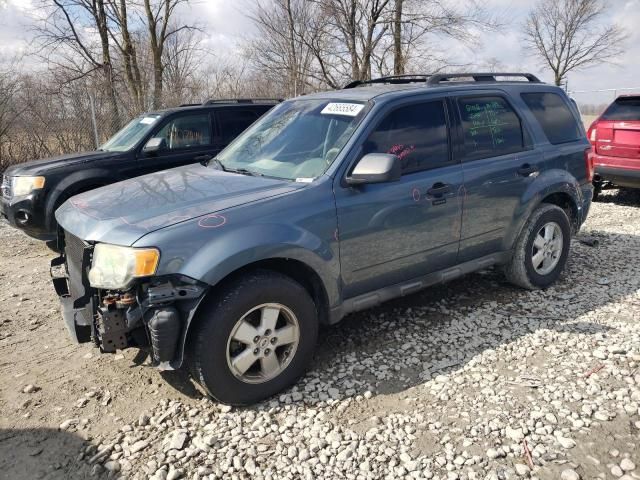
[1, 189, 54, 241]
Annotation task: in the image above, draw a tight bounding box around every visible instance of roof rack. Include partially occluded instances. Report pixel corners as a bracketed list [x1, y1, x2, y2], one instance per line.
[179, 103, 201, 107]
[426, 72, 541, 85]
[343, 72, 542, 89]
[344, 74, 432, 89]
[202, 98, 283, 105]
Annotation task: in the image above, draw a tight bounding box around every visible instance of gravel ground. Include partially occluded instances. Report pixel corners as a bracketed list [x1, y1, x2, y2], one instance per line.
[1, 189, 639, 480]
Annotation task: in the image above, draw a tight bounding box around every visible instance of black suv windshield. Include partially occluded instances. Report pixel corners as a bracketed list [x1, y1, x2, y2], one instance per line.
[101, 114, 162, 152]
[601, 97, 640, 121]
[215, 99, 369, 180]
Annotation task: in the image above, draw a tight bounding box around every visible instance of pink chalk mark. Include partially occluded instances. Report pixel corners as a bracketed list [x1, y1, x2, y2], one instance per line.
[198, 214, 227, 229]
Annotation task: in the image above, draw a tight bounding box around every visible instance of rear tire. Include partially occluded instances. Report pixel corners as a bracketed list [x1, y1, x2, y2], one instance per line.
[504, 204, 571, 290]
[188, 270, 318, 405]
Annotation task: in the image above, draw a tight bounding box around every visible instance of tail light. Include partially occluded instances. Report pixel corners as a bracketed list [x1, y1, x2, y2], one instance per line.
[584, 147, 595, 182]
[588, 124, 597, 142]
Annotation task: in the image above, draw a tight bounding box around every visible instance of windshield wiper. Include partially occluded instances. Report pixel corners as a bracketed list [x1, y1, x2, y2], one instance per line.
[226, 168, 264, 177]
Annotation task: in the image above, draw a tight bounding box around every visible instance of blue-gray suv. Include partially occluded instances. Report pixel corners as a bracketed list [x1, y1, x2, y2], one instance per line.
[51, 73, 594, 405]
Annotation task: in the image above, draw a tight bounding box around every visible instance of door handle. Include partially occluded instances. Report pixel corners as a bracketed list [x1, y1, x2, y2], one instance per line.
[426, 182, 451, 197]
[517, 164, 538, 177]
[194, 154, 213, 162]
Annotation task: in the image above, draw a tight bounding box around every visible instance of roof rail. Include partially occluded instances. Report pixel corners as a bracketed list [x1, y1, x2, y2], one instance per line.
[426, 72, 541, 85]
[203, 98, 283, 105]
[344, 74, 432, 89]
[179, 103, 201, 107]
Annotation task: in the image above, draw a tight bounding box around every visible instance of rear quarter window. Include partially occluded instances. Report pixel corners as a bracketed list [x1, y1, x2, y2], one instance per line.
[601, 97, 640, 121]
[521, 92, 582, 144]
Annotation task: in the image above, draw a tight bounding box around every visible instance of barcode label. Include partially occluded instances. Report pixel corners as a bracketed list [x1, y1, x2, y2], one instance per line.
[320, 103, 364, 117]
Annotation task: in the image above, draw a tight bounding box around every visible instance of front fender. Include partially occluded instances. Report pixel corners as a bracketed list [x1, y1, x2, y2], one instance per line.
[46, 169, 118, 230]
[504, 168, 583, 250]
[144, 222, 341, 370]
[179, 223, 340, 305]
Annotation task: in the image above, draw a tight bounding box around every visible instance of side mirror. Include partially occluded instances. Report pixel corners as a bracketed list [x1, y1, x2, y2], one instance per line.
[143, 137, 166, 153]
[346, 153, 401, 185]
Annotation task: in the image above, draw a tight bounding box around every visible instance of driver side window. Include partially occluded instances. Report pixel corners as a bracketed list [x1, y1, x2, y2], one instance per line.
[154, 114, 212, 150]
[363, 101, 450, 174]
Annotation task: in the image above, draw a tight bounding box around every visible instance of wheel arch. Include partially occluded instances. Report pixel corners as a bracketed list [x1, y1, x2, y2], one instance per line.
[176, 256, 332, 369]
[45, 169, 116, 231]
[504, 173, 583, 252]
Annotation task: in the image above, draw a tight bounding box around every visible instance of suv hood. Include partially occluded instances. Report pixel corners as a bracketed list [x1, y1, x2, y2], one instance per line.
[4, 151, 122, 176]
[55, 164, 301, 246]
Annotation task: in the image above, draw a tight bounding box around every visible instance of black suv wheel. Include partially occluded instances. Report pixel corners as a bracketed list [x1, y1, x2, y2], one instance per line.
[188, 270, 318, 405]
[504, 204, 571, 290]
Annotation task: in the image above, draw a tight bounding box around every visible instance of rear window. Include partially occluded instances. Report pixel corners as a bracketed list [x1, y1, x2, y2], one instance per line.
[601, 97, 640, 121]
[458, 96, 524, 161]
[521, 93, 581, 145]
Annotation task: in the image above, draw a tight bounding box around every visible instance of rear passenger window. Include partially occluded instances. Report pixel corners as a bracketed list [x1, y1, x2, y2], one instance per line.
[521, 93, 581, 144]
[458, 96, 524, 160]
[362, 101, 450, 174]
[215, 109, 260, 144]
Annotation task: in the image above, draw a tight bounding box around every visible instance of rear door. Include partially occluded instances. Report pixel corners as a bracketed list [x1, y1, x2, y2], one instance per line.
[335, 98, 464, 298]
[594, 97, 640, 165]
[455, 93, 543, 262]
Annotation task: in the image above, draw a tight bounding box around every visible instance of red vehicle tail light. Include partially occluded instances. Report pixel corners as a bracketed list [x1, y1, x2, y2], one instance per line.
[588, 124, 597, 142]
[584, 147, 595, 182]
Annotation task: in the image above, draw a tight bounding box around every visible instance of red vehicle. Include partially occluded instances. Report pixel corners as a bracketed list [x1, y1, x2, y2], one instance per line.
[588, 95, 640, 199]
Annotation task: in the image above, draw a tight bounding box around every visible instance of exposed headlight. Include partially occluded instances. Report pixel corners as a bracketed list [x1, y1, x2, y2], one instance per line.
[88, 244, 160, 290]
[12, 176, 45, 196]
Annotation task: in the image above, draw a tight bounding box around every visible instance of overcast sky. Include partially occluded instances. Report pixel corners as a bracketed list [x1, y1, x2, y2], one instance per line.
[1, 0, 638, 105]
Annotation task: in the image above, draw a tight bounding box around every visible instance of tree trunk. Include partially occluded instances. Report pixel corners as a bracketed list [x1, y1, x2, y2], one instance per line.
[393, 0, 403, 75]
[118, 0, 144, 112]
[96, 0, 120, 133]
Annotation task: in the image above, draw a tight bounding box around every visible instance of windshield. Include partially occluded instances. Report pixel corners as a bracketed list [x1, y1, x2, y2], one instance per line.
[215, 99, 369, 180]
[101, 114, 162, 152]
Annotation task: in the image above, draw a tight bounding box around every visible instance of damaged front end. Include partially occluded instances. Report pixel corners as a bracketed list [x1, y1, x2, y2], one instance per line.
[50, 230, 208, 369]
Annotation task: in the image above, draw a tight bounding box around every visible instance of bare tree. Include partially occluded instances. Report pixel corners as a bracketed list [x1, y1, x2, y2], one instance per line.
[143, 0, 195, 109]
[107, 0, 145, 112]
[523, 0, 627, 86]
[162, 25, 208, 105]
[313, 0, 391, 82]
[248, 0, 317, 97]
[388, 0, 499, 75]
[35, 0, 121, 129]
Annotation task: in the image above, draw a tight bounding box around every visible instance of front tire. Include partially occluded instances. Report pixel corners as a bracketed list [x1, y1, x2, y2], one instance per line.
[504, 204, 571, 290]
[189, 270, 318, 405]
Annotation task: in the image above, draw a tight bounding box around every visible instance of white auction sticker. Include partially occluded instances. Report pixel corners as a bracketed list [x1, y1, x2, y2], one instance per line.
[320, 102, 364, 117]
[139, 117, 157, 125]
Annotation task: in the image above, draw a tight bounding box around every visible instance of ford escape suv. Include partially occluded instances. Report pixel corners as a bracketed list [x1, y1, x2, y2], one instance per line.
[50, 73, 593, 405]
[1, 99, 278, 242]
[587, 95, 640, 199]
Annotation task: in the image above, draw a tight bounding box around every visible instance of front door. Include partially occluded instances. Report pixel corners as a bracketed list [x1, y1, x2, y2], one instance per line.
[134, 112, 218, 177]
[334, 99, 464, 298]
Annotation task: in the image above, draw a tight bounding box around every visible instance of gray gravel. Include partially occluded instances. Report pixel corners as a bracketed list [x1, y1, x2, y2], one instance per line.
[2, 190, 640, 480]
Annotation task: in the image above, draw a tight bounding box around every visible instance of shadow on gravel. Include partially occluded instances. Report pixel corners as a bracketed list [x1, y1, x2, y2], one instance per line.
[307, 229, 635, 399]
[160, 370, 202, 399]
[596, 187, 640, 206]
[0, 428, 101, 479]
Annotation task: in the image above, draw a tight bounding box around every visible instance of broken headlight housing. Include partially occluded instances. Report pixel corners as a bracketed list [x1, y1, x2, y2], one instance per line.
[88, 243, 160, 290]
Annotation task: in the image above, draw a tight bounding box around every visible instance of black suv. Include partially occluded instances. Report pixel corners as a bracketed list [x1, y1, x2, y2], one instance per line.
[0, 99, 279, 242]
